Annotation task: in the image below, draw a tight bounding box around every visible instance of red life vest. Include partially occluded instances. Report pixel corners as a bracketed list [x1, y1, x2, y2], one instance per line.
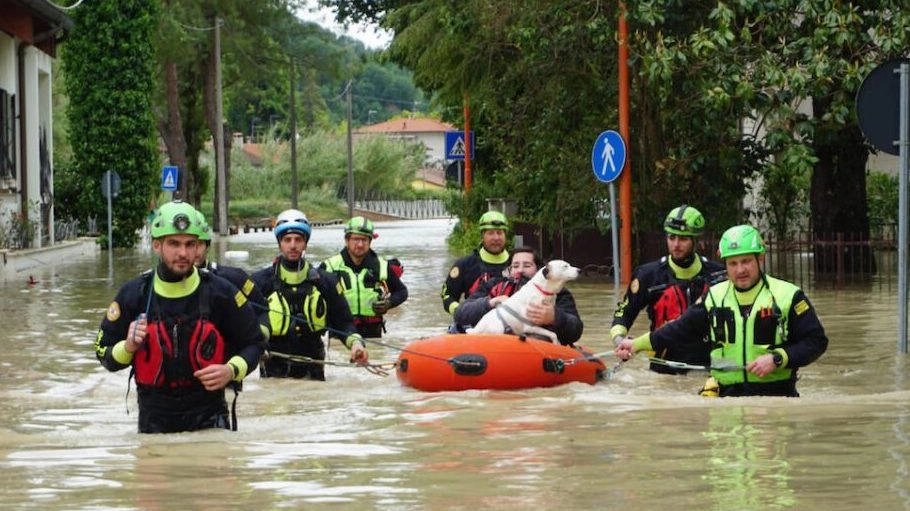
[652, 280, 709, 329]
[133, 280, 227, 388]
[388, 258, 404, 279]
[490, 279, 519, 298]
[653, 285, 686, 329]
[467, 271, 498, 296]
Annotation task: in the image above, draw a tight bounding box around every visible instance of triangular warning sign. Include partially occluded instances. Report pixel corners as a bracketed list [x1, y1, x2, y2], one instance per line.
[449, 137, 466, 157]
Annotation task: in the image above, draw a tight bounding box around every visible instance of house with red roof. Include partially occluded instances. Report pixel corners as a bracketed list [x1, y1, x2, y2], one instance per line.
[356, 117, 456, 189]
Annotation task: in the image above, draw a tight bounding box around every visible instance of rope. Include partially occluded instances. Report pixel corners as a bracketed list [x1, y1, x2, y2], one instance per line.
[543, 347, 624, 382]
[647, 357, 745, 372]
[263, 350, 398, 377]
[251, 298, 485, 372]
[366, 337, 484, 370]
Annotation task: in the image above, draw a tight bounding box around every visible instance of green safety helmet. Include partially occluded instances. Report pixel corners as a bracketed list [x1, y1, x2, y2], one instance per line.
[150, 201, 203, 239]
[664, 204, 705, 237]
[478, 211, 508, 232]
[718, 224, 765, 259]
[195, 210, 211, 242]
[345, 216, 375, 238]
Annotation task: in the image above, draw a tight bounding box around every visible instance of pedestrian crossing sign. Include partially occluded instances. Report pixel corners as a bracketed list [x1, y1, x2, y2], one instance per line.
[445, 131, 475, 160]
[161, 166, 178, 191]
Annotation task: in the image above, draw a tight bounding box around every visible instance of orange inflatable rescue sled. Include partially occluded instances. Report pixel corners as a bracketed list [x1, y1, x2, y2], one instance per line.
[396, 333, 606, 392]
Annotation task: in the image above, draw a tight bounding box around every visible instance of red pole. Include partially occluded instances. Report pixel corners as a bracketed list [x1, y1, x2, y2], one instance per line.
[618, 1, 632, 285]
[464, 93, 472, 192]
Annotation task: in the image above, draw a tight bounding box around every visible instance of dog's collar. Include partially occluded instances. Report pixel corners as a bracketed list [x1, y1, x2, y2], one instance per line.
[533, 282, 555, 296]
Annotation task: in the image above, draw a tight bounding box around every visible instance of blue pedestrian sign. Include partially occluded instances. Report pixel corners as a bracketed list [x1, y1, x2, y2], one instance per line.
[591, 130, 626, 183]
[445, 131, 475, 160]
[161, 165, 179, 191]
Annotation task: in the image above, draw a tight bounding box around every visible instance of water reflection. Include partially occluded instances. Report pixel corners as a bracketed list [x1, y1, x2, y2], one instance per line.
[0, 218, 909, 509]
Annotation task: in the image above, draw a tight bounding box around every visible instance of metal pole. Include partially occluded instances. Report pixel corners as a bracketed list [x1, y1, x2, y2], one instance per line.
[897, 63, 909, 353]
[609, 182, 620, 291]
[617, 1, 632, 286]
[346, 80, 354, 218]
[289, 56, 298, 209]
[214, 17, 228, 235]
[106, 172, 113, 281]
[464, 94, 472, 192]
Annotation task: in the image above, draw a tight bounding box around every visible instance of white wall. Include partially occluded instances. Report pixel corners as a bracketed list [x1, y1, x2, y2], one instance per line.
[0, 32, 16, 236]
[0, 34, 57, 247]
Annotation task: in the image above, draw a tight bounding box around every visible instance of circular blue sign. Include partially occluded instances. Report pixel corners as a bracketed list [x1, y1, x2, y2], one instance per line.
[591, 130, 627, 183]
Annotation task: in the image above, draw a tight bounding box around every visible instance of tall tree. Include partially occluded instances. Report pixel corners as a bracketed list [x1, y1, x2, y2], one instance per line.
[154, 1, 292, 218]
[334, 0, 910, 274]
[629, 2, 910, 273]
[328, 0, 756, 244]
[62, 0, 160, 248]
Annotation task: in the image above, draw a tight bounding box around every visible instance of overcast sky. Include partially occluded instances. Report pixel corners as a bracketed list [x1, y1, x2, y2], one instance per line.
[297, 1, 392, 49]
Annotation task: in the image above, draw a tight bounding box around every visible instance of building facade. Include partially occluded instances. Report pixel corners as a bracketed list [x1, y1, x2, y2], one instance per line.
[0, 0, 71, 248]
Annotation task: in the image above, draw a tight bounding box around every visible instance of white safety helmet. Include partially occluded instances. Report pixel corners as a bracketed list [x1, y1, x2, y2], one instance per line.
[274, 209, 311, 242]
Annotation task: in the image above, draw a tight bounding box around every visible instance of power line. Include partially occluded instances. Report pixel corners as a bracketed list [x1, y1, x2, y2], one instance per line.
[176, 20, 222, 32]
[352, 93, 425, 107]
[47, 0, 86, 10]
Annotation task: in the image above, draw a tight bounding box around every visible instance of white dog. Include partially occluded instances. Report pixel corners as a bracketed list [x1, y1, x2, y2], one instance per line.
[466, 259, 580, 343]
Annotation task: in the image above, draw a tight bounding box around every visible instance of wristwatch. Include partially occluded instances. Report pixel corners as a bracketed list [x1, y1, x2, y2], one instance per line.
[771, 352, 784, 367]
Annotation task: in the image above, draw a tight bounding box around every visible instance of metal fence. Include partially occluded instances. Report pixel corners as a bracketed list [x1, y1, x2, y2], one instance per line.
[760, 229, 898, 291]
[516, 221, 901, 290]
[355, 198, 450, 219]
[645, 225, 900, 290]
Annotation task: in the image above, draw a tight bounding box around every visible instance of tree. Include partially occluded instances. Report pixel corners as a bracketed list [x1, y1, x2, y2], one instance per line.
[153, 0, 293, 226]
[154, 3, 422, 217]
[629, 2, 910, 274]
[334, 1, 910, 274]
[324, 1, 759, 246]
[62, 0, 160, 248]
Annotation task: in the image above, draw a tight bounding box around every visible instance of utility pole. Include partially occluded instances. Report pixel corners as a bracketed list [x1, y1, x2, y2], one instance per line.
[346, 80, 354, 218]
[464, 94, 471, 192]
[289, 56, 298, 209]
[618, 2, 632, 285]
[214, 16, 228, 235]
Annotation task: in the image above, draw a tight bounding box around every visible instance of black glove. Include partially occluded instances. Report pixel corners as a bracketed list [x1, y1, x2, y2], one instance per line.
[372, 299, 390, 315]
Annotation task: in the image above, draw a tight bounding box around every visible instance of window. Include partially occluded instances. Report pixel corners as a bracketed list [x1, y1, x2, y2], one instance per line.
[0, 88, 16, 188]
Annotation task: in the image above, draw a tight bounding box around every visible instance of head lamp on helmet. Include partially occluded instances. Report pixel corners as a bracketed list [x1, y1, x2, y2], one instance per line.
[274, 209, 311, 242]
[151, 201, 203, 239]
[664, 205, 705, 237]
[718, 224, 765, 259]
[345, 216, 376, 239]
[478, 211, 508, 232]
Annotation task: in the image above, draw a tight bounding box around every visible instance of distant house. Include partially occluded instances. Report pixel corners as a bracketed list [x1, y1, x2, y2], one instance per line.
[412, 167, 446, 191]
[355, 117, 457, 191]
[355, 117, 456, 168]
[0, 0, 72, 248]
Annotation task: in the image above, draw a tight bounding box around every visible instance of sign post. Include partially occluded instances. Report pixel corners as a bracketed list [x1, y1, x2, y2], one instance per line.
[856, 59, 910, 353]
[900, 63, 909, 354]
[592, 130, 627, 289]
[101, 170, 121, 282]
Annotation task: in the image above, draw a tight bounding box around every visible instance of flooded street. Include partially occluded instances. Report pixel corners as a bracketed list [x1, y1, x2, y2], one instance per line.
[1, 217, 909, 510]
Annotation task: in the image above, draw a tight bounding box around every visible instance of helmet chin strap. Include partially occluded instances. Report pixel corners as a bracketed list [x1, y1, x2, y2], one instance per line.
[671, 250, 696, 268]
[280, 254, 306, 272]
